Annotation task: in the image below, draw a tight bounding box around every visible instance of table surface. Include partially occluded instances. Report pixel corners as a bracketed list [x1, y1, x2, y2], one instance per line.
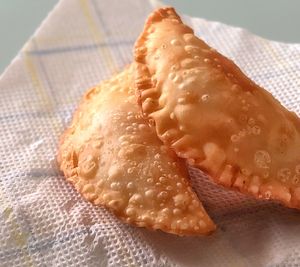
[1, 0, 299, 74]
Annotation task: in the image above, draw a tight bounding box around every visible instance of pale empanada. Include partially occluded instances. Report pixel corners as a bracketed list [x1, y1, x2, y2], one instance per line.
[134, 8, 300, 208]
[57, 65, 216, 236]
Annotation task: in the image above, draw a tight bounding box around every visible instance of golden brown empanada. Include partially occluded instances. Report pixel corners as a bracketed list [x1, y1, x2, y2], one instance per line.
[134, 8, 300, 209]
[57, 65, 216, 236]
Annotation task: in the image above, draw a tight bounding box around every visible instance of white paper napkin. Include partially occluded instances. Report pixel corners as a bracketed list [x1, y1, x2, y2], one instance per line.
[0, 0, 299, 266]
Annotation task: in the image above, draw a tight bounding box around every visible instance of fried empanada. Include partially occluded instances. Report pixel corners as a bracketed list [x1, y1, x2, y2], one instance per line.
[134, 8, 300, 209]
[57, 65, 215, 236]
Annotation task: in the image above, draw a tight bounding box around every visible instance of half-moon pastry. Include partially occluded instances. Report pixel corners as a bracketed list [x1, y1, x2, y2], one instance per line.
[57, 65, 216, 236]
[134, 8, 300, 209]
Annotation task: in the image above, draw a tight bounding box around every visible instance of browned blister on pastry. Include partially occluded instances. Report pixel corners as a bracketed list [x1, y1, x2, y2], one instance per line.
[57, 65, 216, 236]
[134, 8, 300, 208]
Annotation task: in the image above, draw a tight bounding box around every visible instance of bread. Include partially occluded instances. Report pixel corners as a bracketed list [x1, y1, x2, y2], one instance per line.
[57, 65, 216, 236]
[134, 7, 300, 209]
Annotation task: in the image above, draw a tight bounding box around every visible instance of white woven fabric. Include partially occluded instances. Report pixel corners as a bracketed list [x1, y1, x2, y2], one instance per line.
[0, 0, 299, 266]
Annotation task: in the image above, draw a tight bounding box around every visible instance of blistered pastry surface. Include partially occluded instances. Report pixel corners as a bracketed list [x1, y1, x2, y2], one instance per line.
[134, 8, 300, 208]
[57, 65, 216, 236]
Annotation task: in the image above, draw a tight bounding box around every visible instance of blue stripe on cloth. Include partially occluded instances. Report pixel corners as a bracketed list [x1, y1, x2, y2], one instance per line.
[27, 40, 134, 56]
[0, 109, 73, 128]
[0, 229, 89, 260]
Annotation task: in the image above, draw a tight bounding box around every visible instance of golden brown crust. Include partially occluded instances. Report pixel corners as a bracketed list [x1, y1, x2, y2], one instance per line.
[57, 65, 216, 236]
[134, 7, 300, 209]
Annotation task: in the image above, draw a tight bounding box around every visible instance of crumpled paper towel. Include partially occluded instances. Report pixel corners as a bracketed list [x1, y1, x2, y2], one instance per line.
[0, 0, 300, 266]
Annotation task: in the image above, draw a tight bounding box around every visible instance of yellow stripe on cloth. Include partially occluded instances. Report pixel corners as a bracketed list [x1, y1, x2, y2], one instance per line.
[79, 0, 118, 72]
[0, 189, 34, 267]
[261, 38, 289, 68]
[24, 50, 53, 111]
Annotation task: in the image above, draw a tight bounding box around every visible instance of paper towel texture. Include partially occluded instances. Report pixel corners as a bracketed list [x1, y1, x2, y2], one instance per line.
[0, 0, 299, 266]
